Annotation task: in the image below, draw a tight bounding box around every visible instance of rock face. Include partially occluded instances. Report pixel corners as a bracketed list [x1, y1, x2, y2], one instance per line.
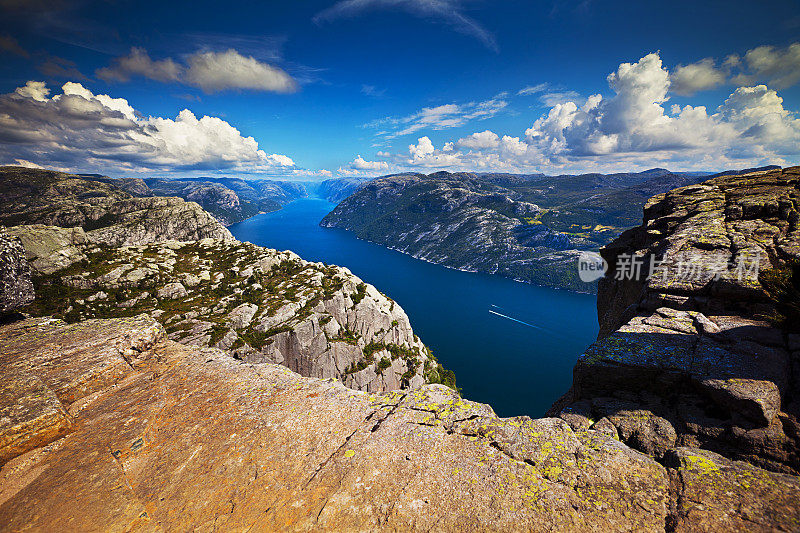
[0, 166, 233, 244]
[320, 169, 720, 292]
[14, 226, 448, 393]
[3, 315, 798, 531]
[0, 232, 34, 314]
[0, 315, 668, 531]
[551, 167, 800, 480]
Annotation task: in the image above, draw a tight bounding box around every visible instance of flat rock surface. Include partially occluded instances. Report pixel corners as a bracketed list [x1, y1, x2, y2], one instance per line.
[0, 316, 671, 532]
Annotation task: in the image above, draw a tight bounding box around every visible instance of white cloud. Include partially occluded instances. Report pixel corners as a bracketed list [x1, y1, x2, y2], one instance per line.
[522, 52, 800, 166]
[0, 81, 296, 175]
[350, 155, 389, 171]
[366, 94, 508, 138]
[97, 48, 297, 94]
[457, 130, 499, 149]
[735, 43, 800, 89]
[97, 47, 182, 83]
[381, 52, 800, 174]
[539, 91, 583, 107]
[14, 80, 49, 101]
[670, 58, 726, 96]
[185, 49, 297, 93]
[313, 0, 498, 52]
[518, 83, 548, 96]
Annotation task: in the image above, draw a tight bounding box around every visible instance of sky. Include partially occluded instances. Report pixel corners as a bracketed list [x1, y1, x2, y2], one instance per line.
[1, 0, 799, 180]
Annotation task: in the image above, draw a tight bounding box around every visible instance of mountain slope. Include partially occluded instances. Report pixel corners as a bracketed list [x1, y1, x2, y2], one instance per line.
[0, 166, 232, 244]
[321, 170, 710, 291]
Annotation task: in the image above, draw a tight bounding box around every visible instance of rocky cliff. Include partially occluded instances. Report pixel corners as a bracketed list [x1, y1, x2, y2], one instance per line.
[1, 166, 799, 531]
[1, 304, 798, 530]
[320, 169, 718, 292]
[0, 166, 232, 244]
[9, 225, 444, 393]
[548, 167, 800, 498]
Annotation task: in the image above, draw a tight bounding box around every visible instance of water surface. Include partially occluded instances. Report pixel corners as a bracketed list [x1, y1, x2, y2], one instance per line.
[229, 197, 598, 417]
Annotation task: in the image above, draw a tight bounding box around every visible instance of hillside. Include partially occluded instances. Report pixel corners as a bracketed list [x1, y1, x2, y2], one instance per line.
[318, 176, 373, 203]
[320, 169, 732, 291]
[146, 176, 307, 224]
[1, 167, 799, 530]
[0, 166, 232, 244]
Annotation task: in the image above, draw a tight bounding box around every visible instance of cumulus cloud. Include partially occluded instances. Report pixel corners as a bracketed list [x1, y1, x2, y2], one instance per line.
[378, 52, 799, 174]
[0, 81, 296, 174]
[366, 94, 508, 138]
[457, 130, 500, 149]
[350, 155, 389, 171]
[313, 0, 498, 52]
[96, 48, 297, 94]
[523, 53, 800, 163]
[670, 58, 727, 96]
[733, 43, 800, 89]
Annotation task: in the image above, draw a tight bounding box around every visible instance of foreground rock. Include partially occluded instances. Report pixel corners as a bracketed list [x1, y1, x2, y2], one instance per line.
[15, 226, 449, 392]
[0, 166, 232, 244]
[3, 315, 797, 531]
[0, 315, 668, 531]
[0, 232, 34, 314]
[552, 166, 800, 476]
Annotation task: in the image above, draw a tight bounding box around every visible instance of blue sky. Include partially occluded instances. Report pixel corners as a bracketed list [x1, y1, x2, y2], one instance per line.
[1, 0, 799, 179]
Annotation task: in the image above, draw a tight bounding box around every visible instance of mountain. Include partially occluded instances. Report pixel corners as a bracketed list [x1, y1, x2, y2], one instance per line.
[0, 165, 449, 394]
[0, 166, 231, 244]
[1, 166, 799, 530]
[318, 176, 373, 203]
[145, 177, 307, 225]
[320, 168, 777, 292]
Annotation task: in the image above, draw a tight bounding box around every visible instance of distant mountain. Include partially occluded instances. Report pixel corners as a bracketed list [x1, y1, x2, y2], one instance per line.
[318, 176, 374, 203]
[144, 177, 307, 225]
[0, 166, 231, 244]
[320, 167, 776, 292]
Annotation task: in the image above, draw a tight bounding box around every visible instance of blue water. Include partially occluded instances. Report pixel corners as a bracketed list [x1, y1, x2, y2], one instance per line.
[229, 197, 598, 417]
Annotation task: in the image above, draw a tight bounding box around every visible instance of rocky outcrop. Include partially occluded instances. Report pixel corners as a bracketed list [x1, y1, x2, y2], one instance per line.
[0, 166, 232, 244]
[0, 315, 667, 530]
[3, 315, 798, 531]
[551, 167, 800, 480]
[14, 225, 446, 393]
[0, 232, 34, 314]
[4, 225, 87, 275]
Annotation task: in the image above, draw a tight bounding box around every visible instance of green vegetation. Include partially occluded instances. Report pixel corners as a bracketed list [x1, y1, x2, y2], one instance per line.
[351, 282, 367, 306]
